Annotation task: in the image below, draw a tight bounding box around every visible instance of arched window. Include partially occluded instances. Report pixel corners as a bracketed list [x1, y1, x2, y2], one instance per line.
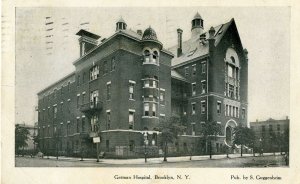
[230, 56, 235, 63]
[144, 50, 150, 63]
[153, 51, 159, 64]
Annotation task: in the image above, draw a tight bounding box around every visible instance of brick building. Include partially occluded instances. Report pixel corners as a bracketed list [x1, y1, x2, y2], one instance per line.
[250, 117, 289, 153]
[37, 13, 248, 158]
[169, 13, 248, 155]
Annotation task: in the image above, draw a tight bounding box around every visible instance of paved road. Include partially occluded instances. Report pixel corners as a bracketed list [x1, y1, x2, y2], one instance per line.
[15, 154, 287, 167]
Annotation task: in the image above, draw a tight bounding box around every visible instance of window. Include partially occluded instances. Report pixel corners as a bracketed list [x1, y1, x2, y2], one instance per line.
[202, 62, 206, 73]
[192, 83, 196, 96]
[217, 102, 221, 114]
[90, 65, 99, 80]
[236, 107, 239, 117]
[235, 87, 239, 99]
[77, 95, 80, 108]
[67, 123, 70, 135]
[77, 75, 80, 86]
[185, 67, 189, 76]
[107, 83, 111, 100]
[233, 106, 235, 117]
[152, 103, 157, 117]
[144, 80, 150, 88]
[61, 103, 64, 113]
[76, 118, 80, 133]
[192, 64, 196, 75]
[144, 103, 149, 116]
[226, 105, 228, 116]
[104, 61, 108, 74]
[47, 126, 50, 136]
[129, 111, 134, 129]
[61, 86, 64, 96]
[269, 125, 273, 132]
[68, 100, 71, 113]
[90, 90, 99, 107]
[80, 118, 84, 132]
[82, 93, 85, 105]
[153, 80, 157, 88]
[106, 111, 111, 129]
[192, 123, 196, 135]
[242, 108, 246, 119]
[191, 103, 196, 115]
[144, 50, 150, 63]
[228, 65, 233, 78]
[201, 81, 206, 94]
[60, 123, 64, 135]
[201, 101, 206, 114]
[153, 51, 158, 64]
[91, 115, 98, 132]
[160, 90, 165, 105]
[53, 106, 57, 118]
[129, 82, 135, 100]
[111, 57, 116, 71]
[228, 84, 234, 98]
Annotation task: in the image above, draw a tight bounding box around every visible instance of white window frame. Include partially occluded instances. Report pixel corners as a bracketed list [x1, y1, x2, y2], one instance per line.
[201, 100, 206, 114]
[191, 102, 196, 115]
[192, 82, 196, 96]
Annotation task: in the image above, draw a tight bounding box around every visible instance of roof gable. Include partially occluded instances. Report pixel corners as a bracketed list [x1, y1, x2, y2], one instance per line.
[169, 18, 238, 68]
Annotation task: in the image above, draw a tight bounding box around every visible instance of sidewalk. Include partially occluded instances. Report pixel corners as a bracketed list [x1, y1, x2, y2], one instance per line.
[29, 152, 280, 165]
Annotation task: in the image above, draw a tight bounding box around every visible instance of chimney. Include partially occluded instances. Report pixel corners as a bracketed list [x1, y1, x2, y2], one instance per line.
[76, 29, 101, 57]
[286, 116, 289, 120]
[137, 29, 143, 36]
[177, 28, 183, 57]
[208, 27, 215, 53]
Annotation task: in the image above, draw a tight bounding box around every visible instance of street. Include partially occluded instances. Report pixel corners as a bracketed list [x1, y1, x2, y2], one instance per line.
[15, 153, 287, 167]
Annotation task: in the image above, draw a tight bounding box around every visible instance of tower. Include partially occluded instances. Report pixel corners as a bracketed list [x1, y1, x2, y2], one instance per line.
[191, 12, 204, 39]
[141, 27, 163, 131]
[116, 17, 127, 31]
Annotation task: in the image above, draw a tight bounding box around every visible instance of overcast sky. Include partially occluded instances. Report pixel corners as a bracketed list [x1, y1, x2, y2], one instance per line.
[15, 7, 290, 125]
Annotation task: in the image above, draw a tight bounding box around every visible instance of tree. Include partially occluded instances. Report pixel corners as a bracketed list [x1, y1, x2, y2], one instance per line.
[158, 116, 186, 162]
[233, 125, 255, 157]
[200, 121, 222, 159]
[15, 124, 30, 156]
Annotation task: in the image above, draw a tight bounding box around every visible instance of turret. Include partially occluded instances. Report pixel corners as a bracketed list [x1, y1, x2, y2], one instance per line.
[191, 12, 204, 39]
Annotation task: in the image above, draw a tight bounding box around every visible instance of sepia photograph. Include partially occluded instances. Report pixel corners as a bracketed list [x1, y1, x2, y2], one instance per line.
[13, 7, 291, 169]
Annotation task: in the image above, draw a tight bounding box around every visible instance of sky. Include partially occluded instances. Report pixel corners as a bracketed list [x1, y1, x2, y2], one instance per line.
[15, 7, 290, 125]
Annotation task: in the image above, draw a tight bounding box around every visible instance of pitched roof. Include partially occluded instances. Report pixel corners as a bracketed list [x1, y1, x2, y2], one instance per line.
[169, 19, 233, 68]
